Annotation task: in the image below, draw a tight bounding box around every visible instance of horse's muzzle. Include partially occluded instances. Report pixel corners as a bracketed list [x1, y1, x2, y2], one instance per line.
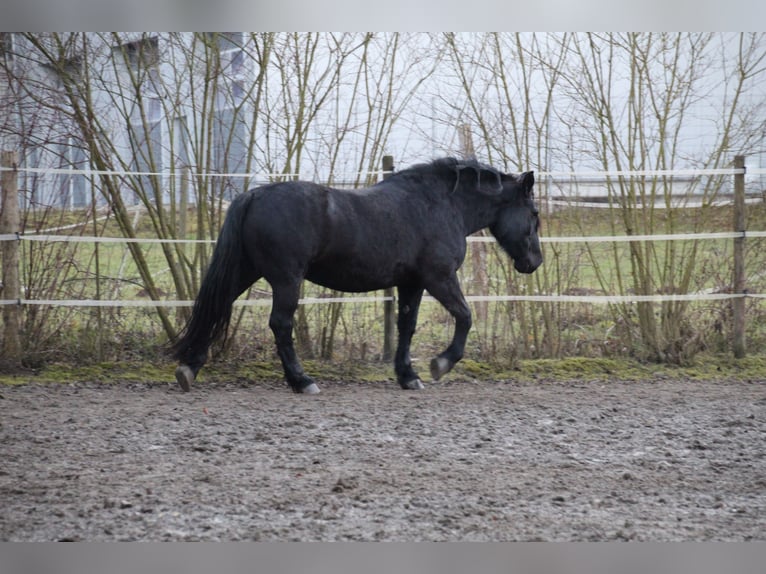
[514, 255, 543, 274]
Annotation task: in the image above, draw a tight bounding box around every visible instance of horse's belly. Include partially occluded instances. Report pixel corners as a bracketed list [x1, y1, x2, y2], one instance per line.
[306, 259, 408, 293]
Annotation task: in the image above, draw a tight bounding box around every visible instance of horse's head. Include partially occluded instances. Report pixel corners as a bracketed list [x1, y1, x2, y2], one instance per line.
[488, 170, 543, 274]
[417, 158, 543, 274]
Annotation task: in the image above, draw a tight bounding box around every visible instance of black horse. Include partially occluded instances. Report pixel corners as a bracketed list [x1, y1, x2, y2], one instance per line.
[169, 157, 542, 394]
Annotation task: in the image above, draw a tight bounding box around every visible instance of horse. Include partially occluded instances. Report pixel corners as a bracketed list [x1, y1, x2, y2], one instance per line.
[169, 157, 542, 394]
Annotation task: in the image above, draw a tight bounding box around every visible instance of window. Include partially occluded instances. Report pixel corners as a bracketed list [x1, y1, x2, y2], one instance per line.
[171, 116, 191, 206]
[129, 104, 163, 204]
[117, 36, 160, 92]
[0, 33, 13, 63]
[215, 32, 242, 52]
[118, 36, 164, 203]
[122, 36, 159, 70]
[208, 33, 250, 197]
[209, 32, 246, 79]
[212, 106, 249, 199]
[145, 96, 162, 123]
[41, 52, 83, 93]
[226, 48, 245, 77]
[56, 138, 88, 208]
[232, 80, 246, 106]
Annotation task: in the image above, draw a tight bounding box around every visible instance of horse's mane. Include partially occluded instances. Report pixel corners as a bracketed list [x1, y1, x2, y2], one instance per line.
[395, 157, 463, 178]
[383, 157, 505, 194]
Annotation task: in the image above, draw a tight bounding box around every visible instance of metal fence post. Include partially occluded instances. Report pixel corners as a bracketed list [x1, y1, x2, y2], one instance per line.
[381, 155, 396, 362]
[732, 155, 746, 359]
[1, 151, 22, 366]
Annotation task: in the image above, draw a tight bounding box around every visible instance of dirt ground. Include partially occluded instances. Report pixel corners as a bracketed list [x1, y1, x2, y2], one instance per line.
[1, 373, 764, 541]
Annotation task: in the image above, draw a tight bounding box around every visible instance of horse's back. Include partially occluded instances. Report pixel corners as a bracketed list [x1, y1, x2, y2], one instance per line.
[239, 182, 329, 267]
[245, 179, 426, 243]
[238, 178, 462, 291]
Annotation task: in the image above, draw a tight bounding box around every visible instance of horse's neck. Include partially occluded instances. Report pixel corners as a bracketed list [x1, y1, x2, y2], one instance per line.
[453, 193, 498, 237]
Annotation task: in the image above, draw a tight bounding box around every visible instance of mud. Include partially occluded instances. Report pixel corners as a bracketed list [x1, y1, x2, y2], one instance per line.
[1, 375, 764, 541]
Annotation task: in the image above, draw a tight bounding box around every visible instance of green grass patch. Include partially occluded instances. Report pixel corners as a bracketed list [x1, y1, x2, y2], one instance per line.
[12, 202, 766, 367]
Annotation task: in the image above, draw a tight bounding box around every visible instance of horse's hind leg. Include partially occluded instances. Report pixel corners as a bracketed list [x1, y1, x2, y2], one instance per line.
[424, 273, 472, 381]
[269, 280, 320, 394]
[395, 284, 425, 390]
[175, 267, 261, 391]
[175, 356, 206, 392]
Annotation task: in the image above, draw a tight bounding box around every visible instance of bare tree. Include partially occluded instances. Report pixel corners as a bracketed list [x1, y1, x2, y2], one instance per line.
[557, 32, 766, 362]
[1, 32, 439, 362]
[433, 32, 766, 363]
[3, 32, 765, 364]
[438, 32, 571, 358]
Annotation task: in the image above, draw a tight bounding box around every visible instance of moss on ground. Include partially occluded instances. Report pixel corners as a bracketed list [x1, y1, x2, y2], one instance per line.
[2, 352, 765, 387]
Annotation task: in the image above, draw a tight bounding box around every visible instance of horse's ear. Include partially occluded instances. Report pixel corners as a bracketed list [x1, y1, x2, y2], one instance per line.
[521, 171, 535, 195]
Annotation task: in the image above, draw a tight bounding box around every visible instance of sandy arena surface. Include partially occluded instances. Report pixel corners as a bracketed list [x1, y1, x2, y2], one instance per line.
[1, 375, 764, 541]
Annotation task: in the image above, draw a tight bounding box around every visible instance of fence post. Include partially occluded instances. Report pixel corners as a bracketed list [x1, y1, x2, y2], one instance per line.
[179, 165, 189, 242]
[381, 155, 396, 362]
[732, 155, 746, 359]
[1, 150, 22, 367]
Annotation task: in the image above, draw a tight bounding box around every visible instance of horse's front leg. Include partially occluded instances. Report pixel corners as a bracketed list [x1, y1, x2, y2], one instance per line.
[269, 281, 320, 394]
[394, 284, 425, 390]
[424, 274, 472, 381]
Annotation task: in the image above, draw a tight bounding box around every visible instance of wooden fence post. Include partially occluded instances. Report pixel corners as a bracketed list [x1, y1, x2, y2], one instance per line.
[1, 150, 22, 366]
[381, 155, 396, 362]
[732, 155, 746, 359]
[179, 165, 189, 243]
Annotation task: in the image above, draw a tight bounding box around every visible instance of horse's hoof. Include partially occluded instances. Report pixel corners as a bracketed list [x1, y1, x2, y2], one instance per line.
[401, 378, 425, 390]
[296, 382, 321, 395]
[430, 357, 451, 381]
[175, 365, 194, 392]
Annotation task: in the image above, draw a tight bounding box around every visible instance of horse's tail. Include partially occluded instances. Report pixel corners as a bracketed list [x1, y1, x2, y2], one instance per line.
[169, 192, 255, 365]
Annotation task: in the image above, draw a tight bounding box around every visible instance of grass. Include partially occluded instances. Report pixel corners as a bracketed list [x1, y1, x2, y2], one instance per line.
[9, 199, 766, 368]
[25, 201, 766, 303]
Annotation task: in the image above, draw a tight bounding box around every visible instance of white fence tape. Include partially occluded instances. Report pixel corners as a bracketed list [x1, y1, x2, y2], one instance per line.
[2, 228, 765, 307]
[2, 165, 764, 308]
[18, 234, 214, 244]
[539, 168, 748, 178]
[13, 296, 393, 308]
[7, 230, 765, 245]
[4, 166, 765, 178]
[5, 292, 761, 309]
[0, 165, 304, 179]
[545, 197, 764, 210]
